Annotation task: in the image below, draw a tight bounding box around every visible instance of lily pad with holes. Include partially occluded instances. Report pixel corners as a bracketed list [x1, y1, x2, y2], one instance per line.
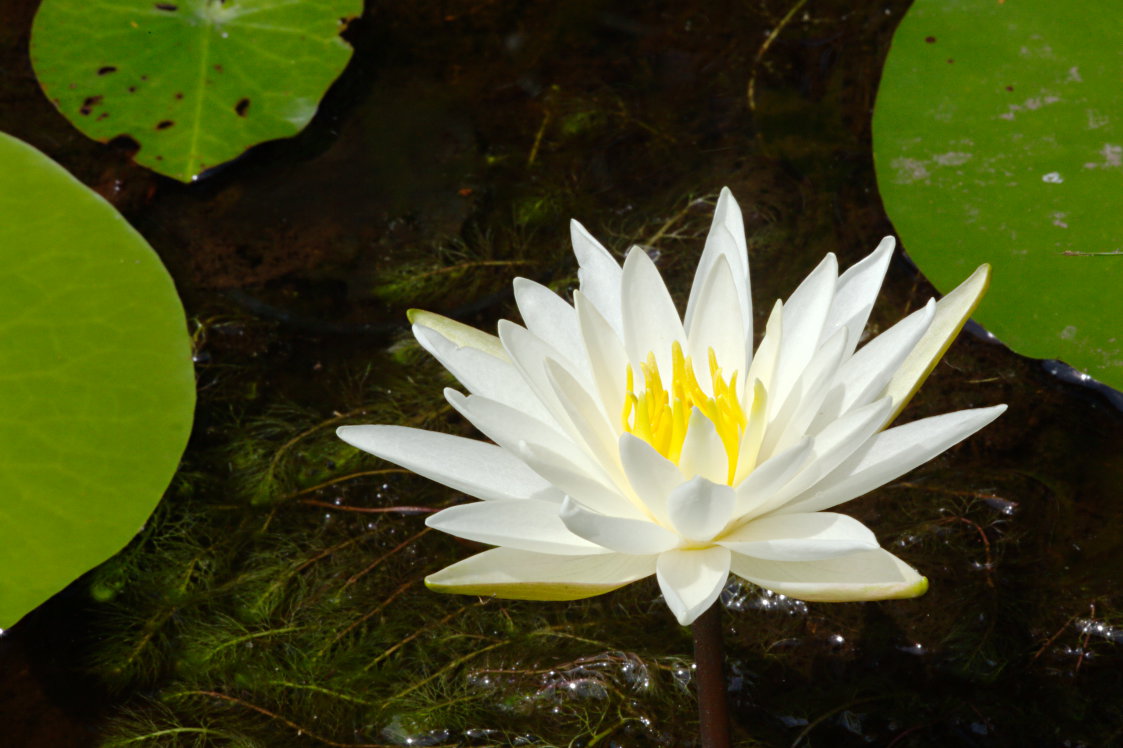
[30, 0, 362, 182]
[873, 0, 1123, 391]
[0, 132, 195, 629]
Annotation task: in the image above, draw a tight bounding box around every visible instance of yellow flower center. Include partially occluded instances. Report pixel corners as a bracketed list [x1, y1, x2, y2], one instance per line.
[621, 341, 747, 483]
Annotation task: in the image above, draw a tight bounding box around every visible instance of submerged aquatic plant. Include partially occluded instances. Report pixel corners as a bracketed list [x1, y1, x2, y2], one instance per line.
[339, 188, 1004, 625]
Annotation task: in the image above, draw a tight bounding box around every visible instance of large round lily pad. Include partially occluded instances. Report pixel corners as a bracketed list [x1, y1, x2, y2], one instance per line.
[30, 0, 362, 182]
[873, 0, 1123, 391]
[0, 132, 195, 629]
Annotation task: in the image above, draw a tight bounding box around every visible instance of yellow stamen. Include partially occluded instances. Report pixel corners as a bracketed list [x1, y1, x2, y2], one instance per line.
[620, 342, 748, 483]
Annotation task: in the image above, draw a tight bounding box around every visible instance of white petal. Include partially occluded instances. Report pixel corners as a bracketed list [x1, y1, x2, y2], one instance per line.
[678, 408, 729, 484]
[882, 264, 991, 421]
[666, 476, 736, 542]
[621, 247, 687, 375]
[619, 433, 681, 524]
[733, 378, 768, 482]
[656, 547, 732, 625]
[759, 326, 849, 461]
[513, 278, 588, 377]
[745, 300, 782, 401]
[730, 548, 928, 602]
[733, 436, 813, 518]
[427, 547, 656, 601]
[560, 497, 680, 554]
[719, 512, 878, 561]
[426, 500, 608, 555]
[772, 253, 838, 409]
[575, 290, 630, 423]
[811, 299, 935, 431]
[414, 324, 554, 425]
[409, 309, 508, 361]
[822, 236, 895, 358]
[543, 357, 621, 477]
[686, 252, 748, 393]
[336, 425, 558, 502]
[750, 398, 894, 517]
[518, 441, 646, 519]
[686, 187, 751, 345]
[780, 405, 1007, 515]
[444, 389, 607, 487]
[572, 219, 624, 337]
[498, 320, 591, 440]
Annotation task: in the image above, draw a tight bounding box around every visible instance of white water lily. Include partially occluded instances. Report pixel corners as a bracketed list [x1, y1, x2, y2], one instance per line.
[338, 189, 1005, 625]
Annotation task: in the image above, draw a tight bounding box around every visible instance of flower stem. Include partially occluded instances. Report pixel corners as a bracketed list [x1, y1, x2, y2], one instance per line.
[692, 601, 731, 748]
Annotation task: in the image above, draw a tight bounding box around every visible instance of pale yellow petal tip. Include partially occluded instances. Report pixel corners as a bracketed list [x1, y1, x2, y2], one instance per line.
[424, 576, 461, 596]
[967, 263, 992, 299]
[408, 309, 509, 360]
[902, 575, 929, 599]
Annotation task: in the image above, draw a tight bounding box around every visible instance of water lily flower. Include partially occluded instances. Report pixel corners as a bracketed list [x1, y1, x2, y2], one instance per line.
[338, 189, 1005, 625]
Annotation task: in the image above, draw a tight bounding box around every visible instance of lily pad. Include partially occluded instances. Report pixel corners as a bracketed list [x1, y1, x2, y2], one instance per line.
[0, 132, 195, 629]
[30, 0, 362, 182]
[873, 0, 1123, 391]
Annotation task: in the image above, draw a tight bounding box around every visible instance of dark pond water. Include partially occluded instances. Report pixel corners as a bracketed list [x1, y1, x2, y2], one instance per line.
[1, 0, 1121, 746]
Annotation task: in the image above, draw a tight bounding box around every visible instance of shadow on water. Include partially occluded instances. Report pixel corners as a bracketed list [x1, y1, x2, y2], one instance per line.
[0, 0, 1120, 745]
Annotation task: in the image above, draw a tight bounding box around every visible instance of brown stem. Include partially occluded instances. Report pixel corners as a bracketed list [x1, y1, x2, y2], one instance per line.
[692, 602, 731, 748]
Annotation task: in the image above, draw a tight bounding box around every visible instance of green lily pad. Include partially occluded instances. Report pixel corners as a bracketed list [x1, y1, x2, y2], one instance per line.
[30, 0, 362, 182]
[873, 0, 1123, 391]
[0, 132, 195, 629]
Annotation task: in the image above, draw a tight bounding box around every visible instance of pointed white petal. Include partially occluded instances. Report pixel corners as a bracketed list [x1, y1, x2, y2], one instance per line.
[773, 254, 838, 408]
[822, 237, 895, 358]
[745, 301, 782, 400]
[678, 409, 729, 484]
[666, 477, 736, 543]
[426, 547, 656, 601]
[498, 320, 593, 442]
[730, 548, 928, 602]
[620, 433, 682, 524]
[409, 309, 508, 361]
[656, 547, 732, 625]
[543, 358, 621, 476]
[882, 264, 991, 421]
[415, 324, 554, 424]
[759, 327, 848, 461]
[686, 252, 748, 392]
[749, 397, 894, 518]
[513, 278, 588, 376]
[575, 290, 630, 424]
[733, 436, 813, 518]
[444, 390, 606, 487]
[572, 219, 624, 336]
[719, 512, 878, 561]
[812, 299, 936, 431]
[686, 188, 751, 344]
[733, 378, 768, 482]
[781, 404, 1007, 515]
[519, 441, 646, 519]
[336, 425, 558, 502]
[560, 497, 680, 554]
[621, 247, 687, 374]
[426, 500, 607, 555]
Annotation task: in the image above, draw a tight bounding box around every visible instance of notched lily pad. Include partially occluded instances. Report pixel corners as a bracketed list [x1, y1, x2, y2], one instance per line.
[30, 0, 363, 182]
[873, 0, 1123, 391]
[0, 132, 195, 629]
